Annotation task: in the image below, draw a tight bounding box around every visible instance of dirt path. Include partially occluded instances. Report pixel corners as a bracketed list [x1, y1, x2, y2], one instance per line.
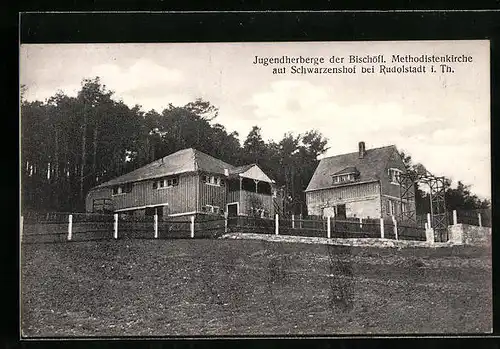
[222, 232, 454, 248]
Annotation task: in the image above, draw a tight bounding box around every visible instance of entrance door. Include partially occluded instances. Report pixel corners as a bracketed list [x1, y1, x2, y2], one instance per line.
[227, 203, 238, 217]
[227, 203, 238, 229]
[336, 204, 346, 219]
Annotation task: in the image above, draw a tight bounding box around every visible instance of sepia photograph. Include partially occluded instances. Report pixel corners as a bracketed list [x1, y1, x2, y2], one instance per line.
[20, 40, 492, 337]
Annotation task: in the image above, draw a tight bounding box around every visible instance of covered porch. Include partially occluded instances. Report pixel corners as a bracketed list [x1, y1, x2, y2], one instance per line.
[225, 164, 275, 217]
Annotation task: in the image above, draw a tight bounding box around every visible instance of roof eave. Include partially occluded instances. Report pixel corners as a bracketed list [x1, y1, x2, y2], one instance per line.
[305, 179, 380, 193]
[92, 170, 199, 190]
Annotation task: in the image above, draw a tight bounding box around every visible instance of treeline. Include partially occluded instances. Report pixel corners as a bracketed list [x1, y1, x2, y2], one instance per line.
[21, 77, 329, 214]
[21, 77, 489, 214]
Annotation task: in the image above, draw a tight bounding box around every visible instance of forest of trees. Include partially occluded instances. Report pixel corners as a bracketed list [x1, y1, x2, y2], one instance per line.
[20, 77, 490, 215]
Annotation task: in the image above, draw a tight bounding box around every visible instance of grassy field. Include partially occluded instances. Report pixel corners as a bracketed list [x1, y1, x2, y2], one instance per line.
[20, 238, 492, 337]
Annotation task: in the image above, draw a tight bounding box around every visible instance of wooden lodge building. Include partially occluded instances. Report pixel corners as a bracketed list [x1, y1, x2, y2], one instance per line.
[305, 141, 415, 219]
[86, 148, 276, 218]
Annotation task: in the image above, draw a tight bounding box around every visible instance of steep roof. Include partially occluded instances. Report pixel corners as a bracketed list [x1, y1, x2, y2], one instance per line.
[94, 148, 235, 189]
[230, 164, 255, 175]
[230, 164, 274, 183]
[305, 145, 398, 192]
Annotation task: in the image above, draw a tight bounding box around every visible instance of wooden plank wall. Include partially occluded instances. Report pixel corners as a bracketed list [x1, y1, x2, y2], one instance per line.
[86, 173, 198, 214]
[306, 181, 380, 216]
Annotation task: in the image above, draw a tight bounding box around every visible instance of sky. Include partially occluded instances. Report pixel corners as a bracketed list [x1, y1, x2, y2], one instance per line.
[20, 41, 491, 199]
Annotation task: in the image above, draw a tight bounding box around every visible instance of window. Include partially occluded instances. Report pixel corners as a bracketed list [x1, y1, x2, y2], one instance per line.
[332, 173, 355, 184]
[401, 202, 408, 213]
[123, 183, 132, 193]
[166, 177, 178, 187]
[112, 183, 133, 196]
[204, 205, 220, 214]
[203, 175, 223, 187]
[388, 199, 396, 216]
[388, 168, 402, 185]
[153, 176, 179, 189]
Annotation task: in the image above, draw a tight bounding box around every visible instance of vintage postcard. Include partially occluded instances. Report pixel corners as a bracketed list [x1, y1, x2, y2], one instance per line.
[20, 40, 491, 337]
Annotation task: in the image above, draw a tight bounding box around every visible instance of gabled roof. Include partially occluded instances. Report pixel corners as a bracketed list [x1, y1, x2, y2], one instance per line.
[230, 164, 274, 183]
[94, 148, 235, 189]
[230, 164, 255, 175]
[305, 145, 398, 192]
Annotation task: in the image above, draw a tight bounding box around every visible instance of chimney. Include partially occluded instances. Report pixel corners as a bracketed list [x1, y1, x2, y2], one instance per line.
[358, 141, 366, 159]
[224, 168, 229, 176]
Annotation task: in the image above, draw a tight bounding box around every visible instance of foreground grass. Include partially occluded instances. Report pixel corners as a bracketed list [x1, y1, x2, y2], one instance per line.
[21, 239, 492, 336]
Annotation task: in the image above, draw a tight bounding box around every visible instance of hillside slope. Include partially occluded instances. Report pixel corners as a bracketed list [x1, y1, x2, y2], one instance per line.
[21, 239, 492, 336]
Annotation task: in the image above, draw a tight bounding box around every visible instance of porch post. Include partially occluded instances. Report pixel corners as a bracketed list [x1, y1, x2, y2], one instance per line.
[453, 210, 458, 225]
[427, 213, 432, 229]
[292, 214, 295, 229]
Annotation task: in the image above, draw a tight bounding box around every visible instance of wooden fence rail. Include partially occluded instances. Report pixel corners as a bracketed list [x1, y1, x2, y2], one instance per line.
[20, 209, 489, 244]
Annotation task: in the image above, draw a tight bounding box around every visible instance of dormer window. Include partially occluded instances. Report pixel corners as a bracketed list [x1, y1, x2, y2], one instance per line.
[331, 167, 359, 185]
[332, 173, 355, 184]
[388, 168, 402, 185]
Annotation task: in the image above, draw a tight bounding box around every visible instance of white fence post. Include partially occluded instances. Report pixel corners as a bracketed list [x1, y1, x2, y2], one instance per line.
[154, 214, 158, 239]
[113, 213, 118, 239]
[359, 217, 362, 229]
[380, 218, 385, 239]
[299, 213, 303, 229]
[425, 228, 435, 244]
[224, 211, 228, 234]
[453, 210, 458, 225]
[392, 215, 398, 240]
[427, 213, 432, 229]
[190, 215, 195, 238]
[275, 214, 279, 235]
[327, 216, 331, 239]
[478, 212, 482, 227]
[292, 214, 295, 229]
[68, 214, 73, 241]
[20, 216, 24, 243]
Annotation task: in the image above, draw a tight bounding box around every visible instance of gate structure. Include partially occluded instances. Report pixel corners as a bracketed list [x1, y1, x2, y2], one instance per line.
[397, 168, 448, 241]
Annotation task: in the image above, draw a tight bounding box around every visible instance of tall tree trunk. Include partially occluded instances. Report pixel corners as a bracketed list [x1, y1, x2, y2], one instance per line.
[80, 108, 88, 204]
[92, 124, 98, 185]
[145, 135, 150, 165]
[54, 126, 59, 180]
